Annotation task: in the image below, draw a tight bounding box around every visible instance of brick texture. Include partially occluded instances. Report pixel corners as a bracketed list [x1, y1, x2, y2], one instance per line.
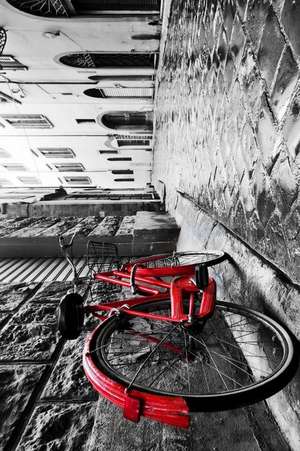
[153, 0, 300, 283]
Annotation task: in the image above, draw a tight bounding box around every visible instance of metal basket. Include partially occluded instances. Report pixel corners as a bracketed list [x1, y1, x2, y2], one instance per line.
[86, 240, 131, 301]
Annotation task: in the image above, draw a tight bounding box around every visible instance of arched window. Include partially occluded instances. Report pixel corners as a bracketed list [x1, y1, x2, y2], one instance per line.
[6, 0, 160, 17]
[100, 112, 153, 132]
[59, 52, 156, 69]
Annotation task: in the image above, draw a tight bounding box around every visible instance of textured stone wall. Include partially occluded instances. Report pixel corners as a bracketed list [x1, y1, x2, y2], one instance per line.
[154, 0, 300, 283]
[172, 194, 300, 450]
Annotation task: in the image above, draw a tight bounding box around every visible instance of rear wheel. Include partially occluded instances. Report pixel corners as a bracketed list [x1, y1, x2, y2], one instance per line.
[89, 299, 296, 411]
[126, 250, 228, 279]
[132, 250, 227, 268]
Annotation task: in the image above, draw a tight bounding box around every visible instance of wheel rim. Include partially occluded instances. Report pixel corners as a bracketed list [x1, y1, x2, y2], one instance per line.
[132, 251, 226, 269]
[90, 300, 294, 407]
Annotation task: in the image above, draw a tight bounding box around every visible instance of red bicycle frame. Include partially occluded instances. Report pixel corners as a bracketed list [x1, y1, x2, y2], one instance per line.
[89, 258, 216, 323]
[83, 259, 217, 428]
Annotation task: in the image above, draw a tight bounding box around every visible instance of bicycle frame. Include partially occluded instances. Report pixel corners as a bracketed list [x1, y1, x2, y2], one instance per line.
[87, 262, 216, 324]
[84, 263, 217, 429]
[58, 242, 218, 428]
[59, 246, 296, 430]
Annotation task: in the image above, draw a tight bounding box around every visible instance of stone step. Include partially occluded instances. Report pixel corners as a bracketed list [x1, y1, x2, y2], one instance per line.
[0, 212, 179, 258]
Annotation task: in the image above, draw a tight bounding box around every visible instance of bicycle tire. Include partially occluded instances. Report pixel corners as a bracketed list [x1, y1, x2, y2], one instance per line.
[131, 250, 227, 268]
[89, 299, 296, 411]
[57, 293, 84, 340]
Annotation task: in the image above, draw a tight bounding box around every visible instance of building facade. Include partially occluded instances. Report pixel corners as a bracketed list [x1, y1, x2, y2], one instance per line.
[0, 0, 162, 204]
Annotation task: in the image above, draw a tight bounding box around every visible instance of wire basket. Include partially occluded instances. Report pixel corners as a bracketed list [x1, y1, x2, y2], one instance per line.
[86, 240, 133, 302]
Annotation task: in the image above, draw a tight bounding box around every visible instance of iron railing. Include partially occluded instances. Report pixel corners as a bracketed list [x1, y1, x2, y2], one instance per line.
[0, 28, 7, 55]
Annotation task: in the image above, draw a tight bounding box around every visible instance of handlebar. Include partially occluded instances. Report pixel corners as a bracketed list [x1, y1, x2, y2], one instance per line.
[58, 231, 82, 291]
[58, 231, 79, 251]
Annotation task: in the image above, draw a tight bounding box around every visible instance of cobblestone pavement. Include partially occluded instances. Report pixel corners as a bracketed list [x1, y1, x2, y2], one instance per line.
[153, 0, 300, 283]
[0, 279, 292, 450]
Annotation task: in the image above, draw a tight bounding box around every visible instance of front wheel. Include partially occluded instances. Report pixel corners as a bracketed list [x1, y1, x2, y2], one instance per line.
[88, 300, 296, 411]
[58, 293, 84, 340]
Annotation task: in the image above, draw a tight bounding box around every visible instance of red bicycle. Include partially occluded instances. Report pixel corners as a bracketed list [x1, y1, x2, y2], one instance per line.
[57, 234, 296, 428]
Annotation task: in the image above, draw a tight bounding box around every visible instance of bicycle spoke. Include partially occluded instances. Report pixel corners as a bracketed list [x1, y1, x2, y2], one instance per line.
[182, 327, 191, 392]
[92, 300, 293, 400]
[188, 349, 245, 389]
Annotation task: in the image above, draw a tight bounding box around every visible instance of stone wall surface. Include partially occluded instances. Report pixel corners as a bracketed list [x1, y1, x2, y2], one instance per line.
[0, 280, 292, 450]
[172, 193, 300, 450]
[153, 0, 300, 448]
[153, 0, 300, 283]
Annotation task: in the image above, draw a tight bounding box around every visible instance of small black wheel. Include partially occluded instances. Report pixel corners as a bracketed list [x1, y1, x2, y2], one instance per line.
[57, 293, 84, 340]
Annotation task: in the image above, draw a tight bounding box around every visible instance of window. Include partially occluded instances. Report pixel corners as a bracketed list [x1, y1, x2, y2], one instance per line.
[100, 112, 153, 131]
[18, 176, 41, 185]
[64, 176, 91, 185]
[3, 163, 26, 171]
[99, 150, 118, 154]
[84, 87, 153, 98]
[54, 163, 85, 172]
[0, 55, 27, 71]
[76, 119, 96, 124]
[107, 157, 132, 161]
[0, 149, 11, 158]
[88, 75, 153, 82]
[117, 139, 151, 147]
[111, 169, 133, 175]
[60, 53, 155, 69]
[114, 178, 134, 182]
[1, 114, 53, 128]
[39, 148, 75, 158]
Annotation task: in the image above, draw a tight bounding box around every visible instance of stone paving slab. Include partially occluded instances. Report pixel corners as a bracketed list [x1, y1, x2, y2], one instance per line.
[18, 402, 96, 451]
[32, 281, 86, 304]
[115, 215, 135, 242]
[0, 218, 35, 238]
[38, 217, 81, 237]
[88, 216, 122, 238]
[7, 217, 60, 238]
[41, 335, 97, 402]
[88, 398, 289, 451]
[0, 364, 46, 449]
[62, 216, 102, 237]
[0, 283, 34, 312]
[0, 213, 179, 257]
[134, 211, 179, 241]
[0, 302, 59, 361]
[0, 272, 294, 450]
